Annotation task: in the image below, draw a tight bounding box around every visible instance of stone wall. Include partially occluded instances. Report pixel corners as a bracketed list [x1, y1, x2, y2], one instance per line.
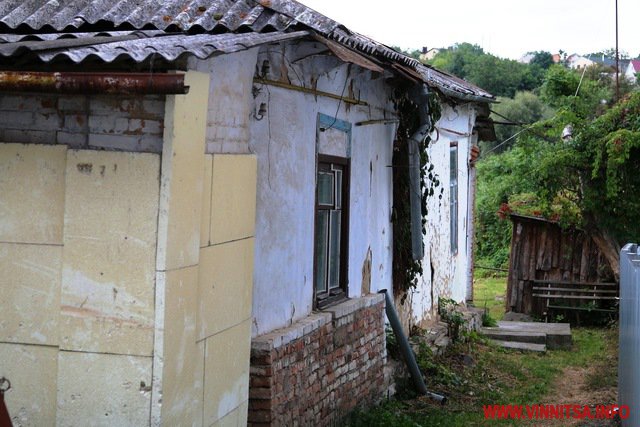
[248, 294, 386, 426]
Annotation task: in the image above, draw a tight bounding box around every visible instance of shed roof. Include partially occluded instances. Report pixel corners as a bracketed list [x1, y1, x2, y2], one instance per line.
[0, 0, 494, 102]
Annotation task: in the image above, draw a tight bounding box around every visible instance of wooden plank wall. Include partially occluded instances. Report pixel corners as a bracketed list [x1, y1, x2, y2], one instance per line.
[505, 214, 615, 316]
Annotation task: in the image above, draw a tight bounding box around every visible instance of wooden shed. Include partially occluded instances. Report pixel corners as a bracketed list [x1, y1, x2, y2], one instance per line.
[506, 214, 617, 321]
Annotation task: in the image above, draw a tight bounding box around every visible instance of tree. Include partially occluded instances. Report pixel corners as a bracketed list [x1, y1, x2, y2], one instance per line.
[489, 91, 553, 149]
[476, 61, 640, 272]
[529, 51, 554, 69]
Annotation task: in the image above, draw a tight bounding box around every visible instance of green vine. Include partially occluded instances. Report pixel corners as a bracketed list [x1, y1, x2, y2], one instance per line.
[392, 88, 443, 302]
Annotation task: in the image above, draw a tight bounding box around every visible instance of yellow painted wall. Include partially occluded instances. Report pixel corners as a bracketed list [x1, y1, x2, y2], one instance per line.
[155, 70, 258, 426]
[2, 72, 258, 426]
[0, 144, 160, 425]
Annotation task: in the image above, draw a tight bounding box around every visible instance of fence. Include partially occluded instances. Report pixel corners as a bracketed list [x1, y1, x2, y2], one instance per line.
[619, 244, 640, 427]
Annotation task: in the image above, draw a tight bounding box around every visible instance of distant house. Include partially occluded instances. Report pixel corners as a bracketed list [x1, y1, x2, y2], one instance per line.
[419, 47, 442, 62]
[552, 53, 563, 64]
[518, 53, 535, 64]
[586, 54, 618, 72]
[0, 0, 493, 425]
[625, 60, 640, 83]
[567, 54, 595, 70]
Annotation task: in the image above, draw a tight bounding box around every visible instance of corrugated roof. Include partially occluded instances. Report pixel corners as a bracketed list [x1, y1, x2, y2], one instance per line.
[0, 0, 494, 102]
[0, 30, 309, 63]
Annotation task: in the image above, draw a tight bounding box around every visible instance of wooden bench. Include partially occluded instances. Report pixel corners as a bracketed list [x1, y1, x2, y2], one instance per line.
[531, 280, 619, 320]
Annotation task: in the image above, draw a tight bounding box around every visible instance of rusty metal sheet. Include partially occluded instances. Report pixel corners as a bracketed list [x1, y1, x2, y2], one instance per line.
[0, 71, 187, 94]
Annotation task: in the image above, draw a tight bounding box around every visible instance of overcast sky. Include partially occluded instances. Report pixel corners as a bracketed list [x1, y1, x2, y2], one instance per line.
[301, 0, 640, 60]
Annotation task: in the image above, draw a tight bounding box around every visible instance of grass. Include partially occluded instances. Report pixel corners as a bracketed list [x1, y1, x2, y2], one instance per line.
[473, 274, 508, 321]
[347, 272, 617, 426]
[345, 327, 619, 427]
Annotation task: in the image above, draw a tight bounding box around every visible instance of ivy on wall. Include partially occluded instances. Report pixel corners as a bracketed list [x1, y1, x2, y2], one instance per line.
[392, 88, 443, 302]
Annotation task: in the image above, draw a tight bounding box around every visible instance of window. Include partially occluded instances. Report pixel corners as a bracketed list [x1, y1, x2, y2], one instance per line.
[314, 155, 349, 307]
[450, 143, 458, 254]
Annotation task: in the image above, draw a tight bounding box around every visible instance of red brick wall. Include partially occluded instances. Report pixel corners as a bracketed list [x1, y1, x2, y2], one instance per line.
[248, 295, 387, 426]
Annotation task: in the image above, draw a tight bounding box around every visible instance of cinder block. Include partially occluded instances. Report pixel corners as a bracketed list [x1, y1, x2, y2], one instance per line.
[88, 115, 117, 133]
[204, 319, 251, 425]
[200, 154, 213, 247]
[56, 131, 86, 147]
[0, 143, 66, 244]
[1, 110, 34, 126]
[2, 128, 56, 144]
[62, 113, 88, 132]
[0, 343, 57, 426]
[0, 243, 61, 345]
[209, 154, 257, 244]
[197, 238, 254, 341]
[158, 266, 204, 426]
[58, 96, 87, 112]
[57, 351, 152, 427]
[60, 150, 160, 356]
[33, 112, 63, 130]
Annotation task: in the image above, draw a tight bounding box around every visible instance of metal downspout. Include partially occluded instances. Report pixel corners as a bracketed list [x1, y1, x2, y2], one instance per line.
[380, 290, 447, 404]
[407, 83, 432, 260]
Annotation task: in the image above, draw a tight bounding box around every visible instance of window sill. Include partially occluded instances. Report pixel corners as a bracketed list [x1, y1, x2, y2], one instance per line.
[319, 293, 384, 320]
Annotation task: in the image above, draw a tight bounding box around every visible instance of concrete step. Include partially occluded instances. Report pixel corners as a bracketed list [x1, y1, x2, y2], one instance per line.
[480, 328, 547, 345]
[496, 321, 572, 350]
[490, 339, 547, 352]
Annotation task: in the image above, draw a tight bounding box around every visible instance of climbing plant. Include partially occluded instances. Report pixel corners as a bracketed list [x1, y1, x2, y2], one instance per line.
[392, 87, 442, 301]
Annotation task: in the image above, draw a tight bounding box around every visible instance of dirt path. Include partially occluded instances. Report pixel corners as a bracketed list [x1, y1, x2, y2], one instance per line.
[529, 365, 618, 426]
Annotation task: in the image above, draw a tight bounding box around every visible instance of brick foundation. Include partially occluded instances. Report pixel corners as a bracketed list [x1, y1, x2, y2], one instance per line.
[248, 294, 387, 426]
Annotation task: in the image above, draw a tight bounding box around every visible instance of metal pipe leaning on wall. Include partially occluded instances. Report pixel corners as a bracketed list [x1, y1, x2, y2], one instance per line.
[0, 71, 189, 95]
[379, 290, 447, 405]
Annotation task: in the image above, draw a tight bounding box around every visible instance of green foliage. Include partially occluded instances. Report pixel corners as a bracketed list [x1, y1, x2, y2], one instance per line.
[529, 51, 554, 69]
[437, 298, 466, 342]
[473, 274, 507, 320]
[428, 43, 543, 97]
[481, 309, 498, 327]
[392, 89, 442, 299]
[490, 91, 553, 148]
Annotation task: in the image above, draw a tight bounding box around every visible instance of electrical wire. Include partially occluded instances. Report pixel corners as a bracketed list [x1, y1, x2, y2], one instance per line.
[321, 64, 352, 132]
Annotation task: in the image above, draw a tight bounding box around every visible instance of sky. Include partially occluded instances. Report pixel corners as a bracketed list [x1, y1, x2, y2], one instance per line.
[301, 0, 640, 60]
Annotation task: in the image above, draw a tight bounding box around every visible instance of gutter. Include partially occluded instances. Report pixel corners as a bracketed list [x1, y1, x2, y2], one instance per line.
[0, 71, 188, 95]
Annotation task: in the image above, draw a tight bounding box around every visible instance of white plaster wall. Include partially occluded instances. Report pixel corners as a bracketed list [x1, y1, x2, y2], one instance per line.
[410, 103, 477, 324]
[249, 42, 397, 336]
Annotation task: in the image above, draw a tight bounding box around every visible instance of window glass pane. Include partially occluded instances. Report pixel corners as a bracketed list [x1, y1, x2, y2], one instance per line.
[317, 172, 334, 206]
[450, 147, 458, 183]
[450, 147, 458, 253]
[328, 211, 342, 290]
[315, 210, 329, 294]
[334, 169, 342, 209]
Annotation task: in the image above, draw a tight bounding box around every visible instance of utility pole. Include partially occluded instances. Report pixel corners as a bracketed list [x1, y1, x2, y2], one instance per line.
[615, 0, 620, 101]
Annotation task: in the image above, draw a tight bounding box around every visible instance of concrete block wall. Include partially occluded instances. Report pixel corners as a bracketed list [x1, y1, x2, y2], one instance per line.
[0, 143, 160, 425]
[248, 294, 387, 426]
[0, 93, 164, 152]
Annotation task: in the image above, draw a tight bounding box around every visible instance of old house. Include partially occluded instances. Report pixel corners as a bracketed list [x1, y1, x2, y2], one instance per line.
[0, 0, 492, 425]
[625, 59, 640, 84]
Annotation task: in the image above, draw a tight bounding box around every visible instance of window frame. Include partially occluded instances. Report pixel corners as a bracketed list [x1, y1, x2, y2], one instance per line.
[313, 154, 350, 309]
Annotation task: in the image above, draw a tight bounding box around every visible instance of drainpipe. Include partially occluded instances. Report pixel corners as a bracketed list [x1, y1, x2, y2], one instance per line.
[0, 71, 189, 95]
[407, 83, 433, 260]
[380, 290, 447, 404]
